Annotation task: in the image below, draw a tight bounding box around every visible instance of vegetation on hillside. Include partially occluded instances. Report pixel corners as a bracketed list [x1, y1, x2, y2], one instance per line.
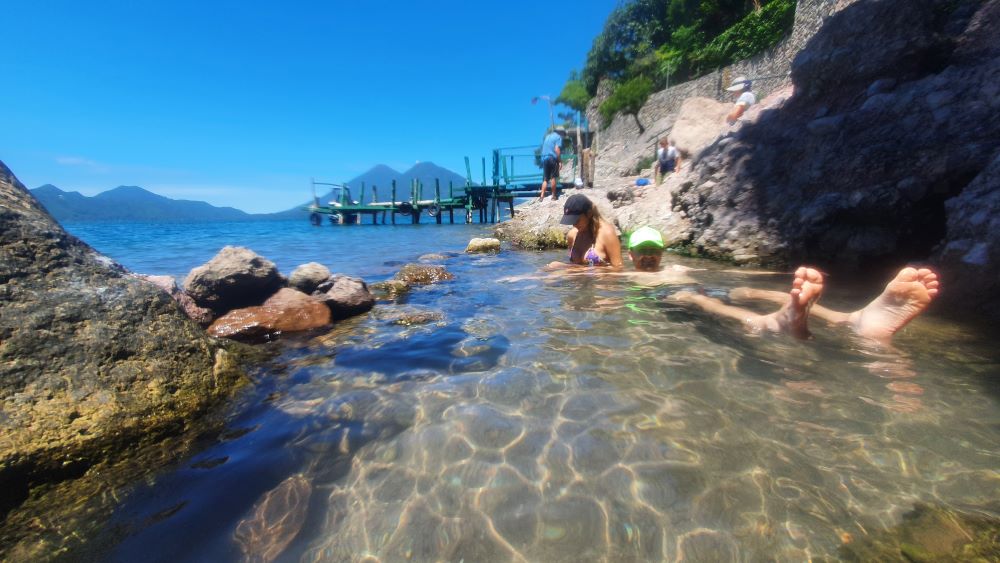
[562, 0, 796, 128]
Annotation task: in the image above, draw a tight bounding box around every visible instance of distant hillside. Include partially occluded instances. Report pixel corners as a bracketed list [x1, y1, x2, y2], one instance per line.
[263, 162, 473, 220]
[32, 185, 254, 223]
[31, 162, 471, 223]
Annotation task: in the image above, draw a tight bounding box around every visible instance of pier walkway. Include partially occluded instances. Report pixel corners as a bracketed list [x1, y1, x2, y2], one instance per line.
[306, 140, 584, 225]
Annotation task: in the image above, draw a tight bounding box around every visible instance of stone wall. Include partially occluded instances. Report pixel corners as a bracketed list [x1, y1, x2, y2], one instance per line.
[587, 0, 862, 179]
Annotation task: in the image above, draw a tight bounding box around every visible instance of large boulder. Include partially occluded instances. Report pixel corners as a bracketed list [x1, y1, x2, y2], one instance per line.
[183, 246, 286, 315]
[0, 161, 245, 523]
[314, 275, 376, 320]
[207, 288, 332, 342]
[670, 97, 732, 159]
[135, 274, 214, 326]
[668, 0, 1000, 309]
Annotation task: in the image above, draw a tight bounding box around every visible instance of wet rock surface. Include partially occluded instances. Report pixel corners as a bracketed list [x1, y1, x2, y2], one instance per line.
[207, 288, 332, 342]
[0, 161, 247, 538]
[183, 246, 286, 315]
[314, 274, 375, 320]
[370, 279, 412, 300]
[465, 237, 501, 254]
[393, 263, 454, 285]
[839, 503, 1000, 561]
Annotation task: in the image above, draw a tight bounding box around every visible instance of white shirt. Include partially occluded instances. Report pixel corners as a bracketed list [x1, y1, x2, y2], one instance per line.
[736, 91, 756, 107]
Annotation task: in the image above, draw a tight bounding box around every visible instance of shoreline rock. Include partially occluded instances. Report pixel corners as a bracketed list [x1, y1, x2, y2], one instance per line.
[0, 161, 251, 532]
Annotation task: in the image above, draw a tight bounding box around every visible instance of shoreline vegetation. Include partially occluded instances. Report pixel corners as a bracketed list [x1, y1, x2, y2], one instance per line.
[3, 0, 1000, 559]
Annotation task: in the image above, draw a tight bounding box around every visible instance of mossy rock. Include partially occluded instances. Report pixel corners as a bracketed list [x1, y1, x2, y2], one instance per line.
[839, 503, 1000, 562]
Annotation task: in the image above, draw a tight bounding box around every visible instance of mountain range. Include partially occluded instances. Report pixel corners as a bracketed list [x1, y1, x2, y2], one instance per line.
[31, 162, 471, 223]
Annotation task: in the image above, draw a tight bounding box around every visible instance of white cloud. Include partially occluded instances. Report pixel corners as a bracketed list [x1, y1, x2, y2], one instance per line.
[55, 156, 111, 173]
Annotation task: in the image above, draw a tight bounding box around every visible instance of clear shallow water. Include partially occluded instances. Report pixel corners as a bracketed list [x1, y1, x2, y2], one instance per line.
[61, 221, 1000, 561]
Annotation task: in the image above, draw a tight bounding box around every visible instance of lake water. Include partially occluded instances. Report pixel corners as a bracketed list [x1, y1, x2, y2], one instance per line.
[55, 220, 1000, 561]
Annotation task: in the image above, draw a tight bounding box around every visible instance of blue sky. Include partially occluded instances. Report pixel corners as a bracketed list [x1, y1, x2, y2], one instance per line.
[1, 1, 615, 213]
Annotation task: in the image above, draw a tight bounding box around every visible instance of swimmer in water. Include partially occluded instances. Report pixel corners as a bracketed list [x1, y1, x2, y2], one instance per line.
[547, 194, 623, 269]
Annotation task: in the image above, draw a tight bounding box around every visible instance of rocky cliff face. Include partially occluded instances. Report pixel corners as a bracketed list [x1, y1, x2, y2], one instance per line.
[500, 0, 999, 321]
[0, 161, 246, 520]
[672, 0, 998, 313]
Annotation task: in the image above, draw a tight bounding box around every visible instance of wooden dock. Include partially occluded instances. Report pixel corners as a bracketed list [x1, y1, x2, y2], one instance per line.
[307, 141, 585, 225]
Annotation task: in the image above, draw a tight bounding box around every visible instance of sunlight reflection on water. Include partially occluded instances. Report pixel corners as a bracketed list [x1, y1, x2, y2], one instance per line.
[61, 221, 1000, 562]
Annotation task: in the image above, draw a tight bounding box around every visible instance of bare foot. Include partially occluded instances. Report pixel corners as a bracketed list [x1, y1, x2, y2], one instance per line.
[848, 267, 939, 341]
[670, 267, 823, 338]
[753, 266, 825, 338]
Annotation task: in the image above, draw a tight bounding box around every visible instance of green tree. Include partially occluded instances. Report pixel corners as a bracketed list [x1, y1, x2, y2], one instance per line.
[556, 79, 591, 112]
[599, 76, 654, 133]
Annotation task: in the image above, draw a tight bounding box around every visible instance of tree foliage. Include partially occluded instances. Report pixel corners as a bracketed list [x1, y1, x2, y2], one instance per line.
[556, 80, 590, 113]
[599, 76, 654, 133]
[562, 0, 796, 106]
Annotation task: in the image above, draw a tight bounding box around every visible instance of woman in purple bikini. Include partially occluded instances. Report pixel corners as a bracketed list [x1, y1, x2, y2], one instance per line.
[558, 194, 623, 268]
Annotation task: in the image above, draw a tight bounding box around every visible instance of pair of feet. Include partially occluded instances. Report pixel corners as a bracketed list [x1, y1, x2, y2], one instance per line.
[672, 266, 940, 342]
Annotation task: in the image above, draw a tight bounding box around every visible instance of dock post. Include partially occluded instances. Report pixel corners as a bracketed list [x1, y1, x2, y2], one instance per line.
[435, 179, 442, 224]
[449, 181, 454, 223]
[391, 180, 396, 225]
[411, 179, 419, 225]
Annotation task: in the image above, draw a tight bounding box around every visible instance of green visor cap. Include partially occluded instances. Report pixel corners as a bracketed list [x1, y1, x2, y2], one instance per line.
[628, 226, 664, 250]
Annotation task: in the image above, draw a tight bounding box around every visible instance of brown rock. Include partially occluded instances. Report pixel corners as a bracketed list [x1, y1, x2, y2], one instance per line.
[208, 289, 331, 342]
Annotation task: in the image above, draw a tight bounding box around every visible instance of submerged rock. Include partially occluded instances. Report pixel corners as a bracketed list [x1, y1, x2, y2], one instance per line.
[183, 246, 286, 315]
[394, 263, 454, 284]
[314, 274, 375, 320]
[839, 503, 1000, 562]
[465, 237, 501, 254]
[370, 279, 412, 300]
[372, 305, 445, 326]
[233, 474, 313, 562]
[0, 160, 247, 530]
[208, 288, 331, 342]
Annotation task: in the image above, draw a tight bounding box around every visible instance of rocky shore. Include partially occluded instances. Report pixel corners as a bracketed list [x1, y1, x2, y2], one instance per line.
[496, 0, 1000, 322]
[0, 158, 476, 557]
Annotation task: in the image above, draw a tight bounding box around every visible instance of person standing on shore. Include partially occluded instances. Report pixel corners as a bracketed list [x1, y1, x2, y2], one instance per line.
[539, 126, 566, 201]
[655, 138, 681, 184]
[725, 77, 756, 125]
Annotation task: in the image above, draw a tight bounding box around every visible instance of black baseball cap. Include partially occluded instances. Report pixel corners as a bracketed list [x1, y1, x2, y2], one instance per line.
[560, 194, 593, 225]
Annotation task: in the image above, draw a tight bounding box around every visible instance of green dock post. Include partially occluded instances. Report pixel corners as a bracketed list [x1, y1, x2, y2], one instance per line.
[449, 181, 455, 223]
[391, 180, 396, 225]
[435, 179, 442, 224]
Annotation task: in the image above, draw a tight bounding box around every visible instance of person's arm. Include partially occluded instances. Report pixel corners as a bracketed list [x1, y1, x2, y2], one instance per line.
[727, 104, 747, 123]
[675, 150, 683, 171]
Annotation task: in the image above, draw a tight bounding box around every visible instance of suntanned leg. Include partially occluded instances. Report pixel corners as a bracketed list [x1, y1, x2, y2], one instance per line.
[846, 267, 939, 342]
[673, 267, 824, 339]
[730, 287, 850, 324]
